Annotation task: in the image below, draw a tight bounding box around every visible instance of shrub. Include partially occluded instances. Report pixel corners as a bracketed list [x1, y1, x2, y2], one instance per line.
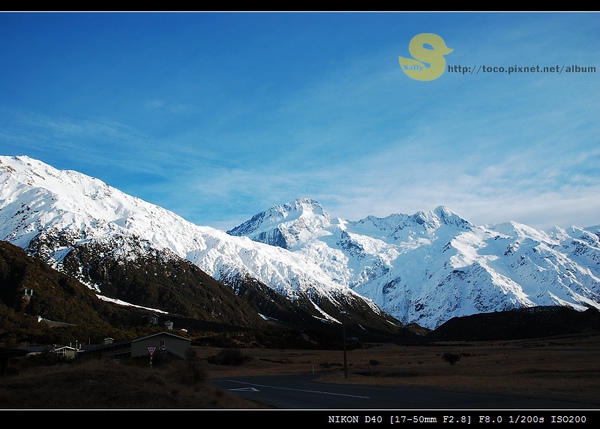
[442, 353, 461, 365]
[170, 358, 206, 386]
[208, 349, 249, 366]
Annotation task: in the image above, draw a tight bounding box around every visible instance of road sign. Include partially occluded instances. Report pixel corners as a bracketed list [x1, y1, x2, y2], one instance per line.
[146, 346, 157, 356]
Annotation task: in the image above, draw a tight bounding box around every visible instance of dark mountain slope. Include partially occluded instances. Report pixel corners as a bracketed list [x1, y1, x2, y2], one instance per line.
[427, 306, 600, 341]
[57, 240, 267, 329]
[228, 272, 416, 341]
[0, 239, 413, 348]
[0, 240, 122, 345]
[0, 240, 274, 345]
[55, 239, 407, 338]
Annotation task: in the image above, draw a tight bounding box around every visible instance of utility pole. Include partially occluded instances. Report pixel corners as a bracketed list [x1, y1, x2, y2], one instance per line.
[341, 310, 348, 379]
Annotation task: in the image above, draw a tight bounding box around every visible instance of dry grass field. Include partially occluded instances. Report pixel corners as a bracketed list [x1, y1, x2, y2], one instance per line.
[196, 333, 600, 407]
[1, 332, 599, 409]
[0, 353, 264, 409]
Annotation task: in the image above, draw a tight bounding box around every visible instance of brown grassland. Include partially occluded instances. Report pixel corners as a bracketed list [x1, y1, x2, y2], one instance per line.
[197, 333, 600, 407]
[1, 332, 599, 409]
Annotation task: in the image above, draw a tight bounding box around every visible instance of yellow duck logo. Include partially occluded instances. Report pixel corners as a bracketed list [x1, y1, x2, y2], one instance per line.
[399, 33, 453, 81]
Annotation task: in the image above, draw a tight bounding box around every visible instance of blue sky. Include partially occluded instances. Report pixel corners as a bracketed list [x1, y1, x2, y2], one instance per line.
[1, 12, 598, 231]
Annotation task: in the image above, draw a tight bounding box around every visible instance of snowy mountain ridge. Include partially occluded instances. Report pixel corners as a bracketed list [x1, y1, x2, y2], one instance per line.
[0, 155, 379, 319]
[227, 188, 600, 329]
[2, 155, 599, 329]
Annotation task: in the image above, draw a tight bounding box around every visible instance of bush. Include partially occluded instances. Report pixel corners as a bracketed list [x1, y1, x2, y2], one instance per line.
[170, 358, 206, 386]
[208, 349, 249, 366]
[442, 353, 461, 365]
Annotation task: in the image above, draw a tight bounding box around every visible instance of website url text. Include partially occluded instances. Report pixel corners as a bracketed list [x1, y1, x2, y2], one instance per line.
[447, 64, 596, 75]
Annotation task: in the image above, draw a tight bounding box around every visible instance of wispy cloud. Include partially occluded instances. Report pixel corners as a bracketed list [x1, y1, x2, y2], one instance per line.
[1, 12, 597, 231]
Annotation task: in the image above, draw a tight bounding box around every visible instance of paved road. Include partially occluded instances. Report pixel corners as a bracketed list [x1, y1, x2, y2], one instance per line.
[209, 374, 598, 409]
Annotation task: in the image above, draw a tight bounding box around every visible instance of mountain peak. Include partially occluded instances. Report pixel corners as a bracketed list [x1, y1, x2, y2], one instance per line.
[284, 197, 326, 216]
[406, 206, 471, 231]
[227, 198, 331, 249]
[433, 205, 472, 229]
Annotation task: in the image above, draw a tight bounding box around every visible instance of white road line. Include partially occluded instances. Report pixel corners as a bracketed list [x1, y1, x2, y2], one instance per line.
[224, 379, 370, 399]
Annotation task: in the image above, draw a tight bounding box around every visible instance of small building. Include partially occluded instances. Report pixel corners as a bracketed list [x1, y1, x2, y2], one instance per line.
[52, 345, 79, 360]
[130, 332, 191, 360]
[19, 332, 193, 362]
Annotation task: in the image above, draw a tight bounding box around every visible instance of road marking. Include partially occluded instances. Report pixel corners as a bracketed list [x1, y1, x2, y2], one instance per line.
[224, 379, 370, 399]
[229, 387, 260, 392]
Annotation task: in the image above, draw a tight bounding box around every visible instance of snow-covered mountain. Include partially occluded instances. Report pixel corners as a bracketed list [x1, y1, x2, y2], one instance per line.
[227, 199, 600, 329]
[0, 155, 395, 332]
[2, 155, 599, 330]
